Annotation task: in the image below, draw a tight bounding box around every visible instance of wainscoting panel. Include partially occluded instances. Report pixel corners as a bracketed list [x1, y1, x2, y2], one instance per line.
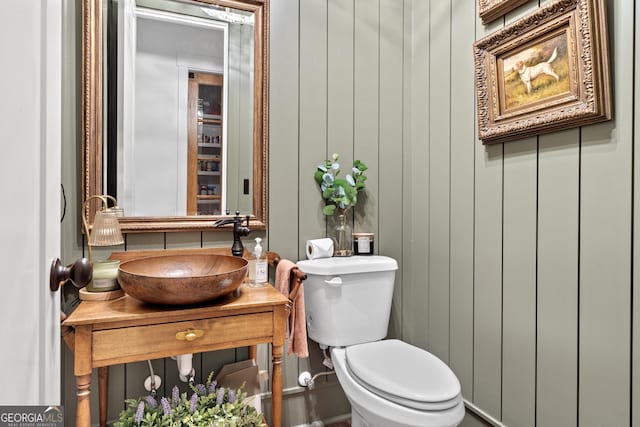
[471, 7, 505, 420]
[298, 0, 329, 253]
[499, 7, 540, 427]
[327, 0, 354, 163]
[578, 0, 632, 425]
[353, 0, 380, 244]
[449, 0, 476, 405]
[269, 0, 308, 424]
[402, 0, 430, 351]
[536, 129, 579, 427]
[378, 0, 405, 341]
[501, 136, 537, 427]
[428, 0, 452, 365]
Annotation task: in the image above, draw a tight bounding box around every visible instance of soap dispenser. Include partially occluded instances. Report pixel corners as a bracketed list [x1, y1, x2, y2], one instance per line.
[248, 237, 268, 287]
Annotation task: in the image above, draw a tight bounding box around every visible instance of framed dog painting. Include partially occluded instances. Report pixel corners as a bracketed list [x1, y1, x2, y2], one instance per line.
[474, 0, 611, 144]
[479, 0, 530, 24]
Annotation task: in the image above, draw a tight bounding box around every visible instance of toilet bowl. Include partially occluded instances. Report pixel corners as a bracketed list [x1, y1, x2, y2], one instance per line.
[331, 343, 464, 427]
[296, 256, 464, 427]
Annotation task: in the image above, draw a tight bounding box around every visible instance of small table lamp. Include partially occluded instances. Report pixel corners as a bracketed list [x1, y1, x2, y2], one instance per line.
[81, 195, 125, 298]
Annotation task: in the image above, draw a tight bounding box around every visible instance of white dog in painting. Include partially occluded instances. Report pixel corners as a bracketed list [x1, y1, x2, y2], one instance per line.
[514, 47, 559, 94]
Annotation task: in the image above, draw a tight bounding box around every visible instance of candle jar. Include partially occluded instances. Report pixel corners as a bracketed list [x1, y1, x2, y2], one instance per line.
[353, 232, 375, 255]
[87, 259, 121, 292]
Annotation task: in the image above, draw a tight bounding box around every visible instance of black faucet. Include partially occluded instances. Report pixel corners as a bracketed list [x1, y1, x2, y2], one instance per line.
[214, 211, 251, 257]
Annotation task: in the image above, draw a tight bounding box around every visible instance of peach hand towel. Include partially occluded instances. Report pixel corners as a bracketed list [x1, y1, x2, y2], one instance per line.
[275, 259, 309, 358]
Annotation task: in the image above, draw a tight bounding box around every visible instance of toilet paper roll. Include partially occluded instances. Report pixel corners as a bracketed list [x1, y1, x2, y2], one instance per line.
[306, 238, 334, 259]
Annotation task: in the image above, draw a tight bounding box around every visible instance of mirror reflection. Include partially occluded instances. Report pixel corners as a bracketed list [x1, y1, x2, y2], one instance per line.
[105, 0, 255, 217]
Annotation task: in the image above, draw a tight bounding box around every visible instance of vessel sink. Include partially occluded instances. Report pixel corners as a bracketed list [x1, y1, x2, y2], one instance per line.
[117, 254, 248, 305]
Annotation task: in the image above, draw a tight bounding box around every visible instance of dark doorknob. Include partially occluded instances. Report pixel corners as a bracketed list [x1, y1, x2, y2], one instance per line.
[49, 258, 92, 292]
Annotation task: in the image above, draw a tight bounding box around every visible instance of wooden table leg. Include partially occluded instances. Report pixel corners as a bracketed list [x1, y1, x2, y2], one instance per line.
[248, 344, 257, 361]
[98, 367, 109, 427]
[271, 344, 283, 427]
[74, 325, 93, 427]
[75, 374, 92, 427]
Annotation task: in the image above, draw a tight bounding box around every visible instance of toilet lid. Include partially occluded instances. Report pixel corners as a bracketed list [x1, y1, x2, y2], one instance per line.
[345, 339, 462, 411]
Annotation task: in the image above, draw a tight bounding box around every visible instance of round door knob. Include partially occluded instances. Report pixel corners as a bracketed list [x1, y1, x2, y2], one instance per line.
[50, 258, 92, 292]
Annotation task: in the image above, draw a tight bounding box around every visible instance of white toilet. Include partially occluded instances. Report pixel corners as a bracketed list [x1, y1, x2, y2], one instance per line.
[297, 256, 465, 427]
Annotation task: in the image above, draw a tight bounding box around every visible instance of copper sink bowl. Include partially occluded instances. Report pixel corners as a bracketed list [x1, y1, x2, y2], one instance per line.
[117, 254, 248, 305]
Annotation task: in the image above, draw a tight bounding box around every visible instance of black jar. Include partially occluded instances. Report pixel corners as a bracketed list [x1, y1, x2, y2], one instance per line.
[353, 232, 374, 255]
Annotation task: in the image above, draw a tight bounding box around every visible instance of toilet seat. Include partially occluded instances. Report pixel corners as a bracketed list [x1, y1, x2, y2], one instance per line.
[345, 339, 462, 411]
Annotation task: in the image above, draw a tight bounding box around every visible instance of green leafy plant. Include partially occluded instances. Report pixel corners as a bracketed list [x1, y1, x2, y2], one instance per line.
[314, 153, 367, 216]
[114, 371, 264, 427]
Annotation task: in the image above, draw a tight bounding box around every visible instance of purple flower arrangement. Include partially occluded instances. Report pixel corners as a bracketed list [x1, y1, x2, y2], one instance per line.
[114, 370, 263, 427]
[144, 395, 157, 409]
[160, 397, 171, 417]
[189, 393, 198, 413]
[171, 385, 180, 406]
[134, 402, 144, 423]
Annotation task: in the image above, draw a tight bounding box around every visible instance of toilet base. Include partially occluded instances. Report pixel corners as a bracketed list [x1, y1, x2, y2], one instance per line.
[350, 407, 368, 427]
[347, 399, 465, 427]
[331, 347, 465, 427]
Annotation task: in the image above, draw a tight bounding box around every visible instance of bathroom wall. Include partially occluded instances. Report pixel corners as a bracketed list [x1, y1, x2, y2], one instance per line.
[272, 0, 640, 425]
[404, 0, 637, 426]
[61, 0, 639, 425]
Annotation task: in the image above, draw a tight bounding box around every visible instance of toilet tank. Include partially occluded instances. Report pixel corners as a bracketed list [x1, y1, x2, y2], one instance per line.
[297, 256, 398, 347]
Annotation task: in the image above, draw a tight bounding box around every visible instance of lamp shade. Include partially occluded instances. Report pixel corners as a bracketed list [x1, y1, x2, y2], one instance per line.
[89, 208, 124, 246]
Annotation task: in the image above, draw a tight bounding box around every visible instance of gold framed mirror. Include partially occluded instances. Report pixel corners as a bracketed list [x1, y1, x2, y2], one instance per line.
[82, 0, 268, 232]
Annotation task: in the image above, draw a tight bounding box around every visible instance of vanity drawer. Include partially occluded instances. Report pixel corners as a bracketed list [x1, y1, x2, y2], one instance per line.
[92, 312, 273, 366]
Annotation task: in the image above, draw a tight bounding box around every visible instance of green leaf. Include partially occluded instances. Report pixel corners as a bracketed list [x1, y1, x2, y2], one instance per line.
[314, 153, 368, 215]
[322, 188, 334, 199]
[323, 205, 336, 216]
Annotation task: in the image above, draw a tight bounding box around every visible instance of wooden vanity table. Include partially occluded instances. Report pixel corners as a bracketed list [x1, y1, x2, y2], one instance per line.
[63, 283, 289, 427]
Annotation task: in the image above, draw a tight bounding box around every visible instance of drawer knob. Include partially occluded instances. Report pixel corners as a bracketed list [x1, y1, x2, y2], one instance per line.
[176, 329, 204, 341]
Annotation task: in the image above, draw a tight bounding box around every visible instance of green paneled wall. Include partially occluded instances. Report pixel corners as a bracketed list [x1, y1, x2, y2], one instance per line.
[61, 0, 639, 426]
[418, 0, 634, 426]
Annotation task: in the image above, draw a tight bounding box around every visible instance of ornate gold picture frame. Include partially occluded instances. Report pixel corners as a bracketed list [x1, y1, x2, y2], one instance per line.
[474, 0, 611, 145]
[479, 0, 530, 24]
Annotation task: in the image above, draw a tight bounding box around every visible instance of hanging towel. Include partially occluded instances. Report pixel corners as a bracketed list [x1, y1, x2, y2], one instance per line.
[275, 259, 309, 358]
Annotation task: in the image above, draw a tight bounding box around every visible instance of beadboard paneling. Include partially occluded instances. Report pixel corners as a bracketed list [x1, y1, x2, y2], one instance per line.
[449, 0, 476, 403]
[578, 0, 632, 425]
[402, 0, 429, 350]
[536, 129, 579, 427]
[378, 0, 405, 341]
[269, 0, 307, 423]
[472, 8, 504, 419]
[428, 0, 451, 364]
[499, 2, 539, 422]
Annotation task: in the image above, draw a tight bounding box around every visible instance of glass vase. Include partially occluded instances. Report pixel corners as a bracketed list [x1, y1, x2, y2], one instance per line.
[331, 213, 353, 257]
